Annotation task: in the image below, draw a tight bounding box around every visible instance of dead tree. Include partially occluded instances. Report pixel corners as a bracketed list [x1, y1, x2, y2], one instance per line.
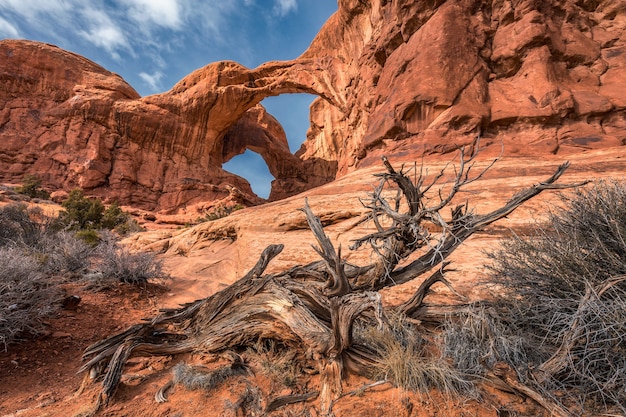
[79, 138, 584, 415]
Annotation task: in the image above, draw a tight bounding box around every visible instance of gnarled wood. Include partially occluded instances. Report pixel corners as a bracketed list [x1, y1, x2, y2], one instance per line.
[79, 148, 583, 416]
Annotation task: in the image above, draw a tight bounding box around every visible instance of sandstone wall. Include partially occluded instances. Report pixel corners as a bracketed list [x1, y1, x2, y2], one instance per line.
[1, 0, 624, 212]
[300, 0, 626, 172]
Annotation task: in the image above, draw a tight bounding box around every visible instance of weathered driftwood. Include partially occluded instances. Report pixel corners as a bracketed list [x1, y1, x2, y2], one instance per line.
[79, 139, 584, 416]
[489, 362, 575, 417]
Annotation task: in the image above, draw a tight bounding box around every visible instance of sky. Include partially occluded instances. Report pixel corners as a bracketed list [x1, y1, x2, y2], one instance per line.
[0, 0, 338, 198]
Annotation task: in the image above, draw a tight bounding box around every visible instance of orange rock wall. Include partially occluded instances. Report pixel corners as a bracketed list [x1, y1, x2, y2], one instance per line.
[1, 0, 625, 212]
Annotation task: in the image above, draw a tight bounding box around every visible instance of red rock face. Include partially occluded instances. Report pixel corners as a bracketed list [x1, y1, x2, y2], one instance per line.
[1, 0, 625, 212]
[300, 0, 626, 171]
[0, 42, 312, 212]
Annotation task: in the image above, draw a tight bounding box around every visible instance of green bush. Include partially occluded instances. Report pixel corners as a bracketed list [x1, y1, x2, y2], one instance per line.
[75, 229, 101, 247]
[101, 201, 128, 230]
[14, 174, 50, 200]
[58, 189, 104, 230]
[56, 190, 141, 234]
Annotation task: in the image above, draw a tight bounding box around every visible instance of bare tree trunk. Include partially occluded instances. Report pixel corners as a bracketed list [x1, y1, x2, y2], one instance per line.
[79, 139, 585, 416]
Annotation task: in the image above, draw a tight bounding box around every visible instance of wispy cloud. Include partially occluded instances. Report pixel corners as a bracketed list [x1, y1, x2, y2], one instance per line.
[139, 70, 163, 91]
[181, 1, 240, 38]
[0, 0, 72, 18]
[118, 0, 182, 31]
[78, 8, 131, 61]
[0, 15, 20, 37]
[273, 0, 297, 16]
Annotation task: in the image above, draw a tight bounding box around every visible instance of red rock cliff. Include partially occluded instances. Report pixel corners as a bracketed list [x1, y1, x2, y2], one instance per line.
[299, 0, 626, 174]
[1, 0, 625, 212]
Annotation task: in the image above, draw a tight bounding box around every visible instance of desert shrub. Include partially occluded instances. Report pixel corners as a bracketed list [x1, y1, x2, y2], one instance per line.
[362, 314, 474, 397]
[0, 247, 59, 349]
[14, 174, 50, 200]
[75, 229, 101, 247]
[485, 179, 626, 414]
[90, 238, 168, 288]
[100, 201, 143, 234]
[57, 188, 104, 230]
[55, 191, 142, 235]
[36, 231, 93, 275]
[100, 201, 127, 230]
[0, 203, 42, 247]
[198, 204, 244, 223]
[440, 303, 546, 377]
[248, 339, 302, 389]
[172, 359, 250, 392]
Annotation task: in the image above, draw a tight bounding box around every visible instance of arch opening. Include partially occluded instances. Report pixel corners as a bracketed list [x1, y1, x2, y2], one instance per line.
[261, 93, 317, 153]
[222, 149, 275, 199]
[222, 93, 318, 201]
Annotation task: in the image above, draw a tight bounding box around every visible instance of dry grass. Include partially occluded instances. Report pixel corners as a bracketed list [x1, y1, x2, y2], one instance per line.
[0, 246, 60, 348]
[483, 179, 626, 414]
[362, 314, 476, 398]
[172, 359, 251, 392]
[247, 339, 303, 390]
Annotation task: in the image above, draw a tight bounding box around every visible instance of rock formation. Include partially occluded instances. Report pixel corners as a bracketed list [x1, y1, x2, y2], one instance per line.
[0, 42, 315, 212]
[299, 0, 626, 173]
[1, 0, 625, 212]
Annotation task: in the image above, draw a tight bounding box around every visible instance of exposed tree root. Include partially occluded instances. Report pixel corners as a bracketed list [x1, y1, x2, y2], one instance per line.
[79, 138, 584, 416]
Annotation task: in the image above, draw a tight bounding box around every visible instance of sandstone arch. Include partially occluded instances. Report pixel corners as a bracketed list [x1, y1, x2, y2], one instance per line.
[0, 41, 344, 212]
[2, 0, 625, 213]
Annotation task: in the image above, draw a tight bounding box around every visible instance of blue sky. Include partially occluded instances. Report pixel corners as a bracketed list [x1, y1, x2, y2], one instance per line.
[0, 0, 337, 198]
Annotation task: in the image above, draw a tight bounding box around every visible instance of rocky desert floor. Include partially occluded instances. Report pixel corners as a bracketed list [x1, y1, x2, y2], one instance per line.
[1, 147, 625, 417]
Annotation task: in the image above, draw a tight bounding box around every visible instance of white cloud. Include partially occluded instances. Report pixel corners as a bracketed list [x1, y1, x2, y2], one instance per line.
[0, 0, 75, 39]
[273, 0, 297, 16]
[79, 9, 130, 60]
[0, 0, 73, 18]
[118, 0, 182, 30]
[139, 70, 163, 91]
[181, 1, 239, 37]
[0, 16, 20, 37]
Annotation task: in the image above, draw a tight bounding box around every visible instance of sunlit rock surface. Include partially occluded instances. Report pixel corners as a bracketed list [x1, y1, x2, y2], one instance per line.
[1, 0, 625, 212]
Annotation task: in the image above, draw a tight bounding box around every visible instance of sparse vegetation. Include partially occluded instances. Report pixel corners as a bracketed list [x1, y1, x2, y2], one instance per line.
[0, 194, 160, 349]
[0, 246, 60, 348]
[436, 180, 626, 416]
[0, 202, 43, 247]
[197, 203, 244, 223]
[14, 174, 50, 200]
[482, 179, 626, 415]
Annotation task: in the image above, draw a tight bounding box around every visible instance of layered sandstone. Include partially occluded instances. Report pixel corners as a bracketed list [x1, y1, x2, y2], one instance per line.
[299, 0, 626, 172]
[1, 0, 625, 212]
[0, 42, 313, 212]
